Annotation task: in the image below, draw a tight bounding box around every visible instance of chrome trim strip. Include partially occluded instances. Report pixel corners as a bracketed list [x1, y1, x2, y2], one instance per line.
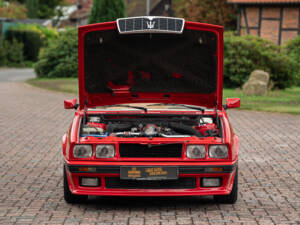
[117, 16, 185, 34]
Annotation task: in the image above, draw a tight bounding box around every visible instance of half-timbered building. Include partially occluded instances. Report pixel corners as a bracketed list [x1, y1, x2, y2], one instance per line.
[228, 0, 300, 44]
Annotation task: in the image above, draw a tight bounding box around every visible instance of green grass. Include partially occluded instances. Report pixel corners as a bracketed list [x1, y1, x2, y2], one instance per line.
[27, 78, 300, 114]
[223, 87, 300, 114]
[27, 77, 78, 94]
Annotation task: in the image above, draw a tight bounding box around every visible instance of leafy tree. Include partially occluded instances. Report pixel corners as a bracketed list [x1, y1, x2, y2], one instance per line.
[1, 0, 62, 19]
[25, 0, 38, 18]
[88, 0, 126, 24]
[37, 0, 63, 19]
[0, 1, 27, 19]
[173, 0, 237, 30]
[8, 0, 25, 3]
[0, 0, 5, 7]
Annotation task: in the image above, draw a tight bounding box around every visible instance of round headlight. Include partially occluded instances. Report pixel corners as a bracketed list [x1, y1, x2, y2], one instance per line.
[95, 145, 115, 158]
[209, 145, 228, 158]
[186, 145, 206, 158]
[73, 145, 93, 158]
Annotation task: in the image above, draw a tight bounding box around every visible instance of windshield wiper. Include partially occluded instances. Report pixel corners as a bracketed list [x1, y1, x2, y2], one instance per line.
[105, 104, 147, 112]
[146, 103, 205, 113]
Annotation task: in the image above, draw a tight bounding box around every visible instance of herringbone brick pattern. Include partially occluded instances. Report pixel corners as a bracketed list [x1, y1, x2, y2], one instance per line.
[0, 82, 299, 225]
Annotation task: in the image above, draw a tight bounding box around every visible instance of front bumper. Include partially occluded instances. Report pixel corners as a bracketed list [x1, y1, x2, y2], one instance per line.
[65, 162, 237, 196]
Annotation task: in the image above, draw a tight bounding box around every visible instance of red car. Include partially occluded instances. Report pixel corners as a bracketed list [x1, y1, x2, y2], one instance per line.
[62, 17, 240, 204]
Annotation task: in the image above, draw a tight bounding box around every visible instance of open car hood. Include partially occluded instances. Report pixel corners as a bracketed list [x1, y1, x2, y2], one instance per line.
[78, 17, 224, 110]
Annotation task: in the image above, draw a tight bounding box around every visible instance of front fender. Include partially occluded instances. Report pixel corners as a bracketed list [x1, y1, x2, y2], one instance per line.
[62, 133, 67, 156]
[232, 134, 239, 161]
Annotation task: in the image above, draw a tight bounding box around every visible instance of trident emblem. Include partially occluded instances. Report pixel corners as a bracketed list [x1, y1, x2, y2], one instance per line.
[146, 21, 155, 29]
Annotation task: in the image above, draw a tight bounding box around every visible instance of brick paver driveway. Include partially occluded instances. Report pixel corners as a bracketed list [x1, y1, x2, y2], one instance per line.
[0, 80, 299, 225]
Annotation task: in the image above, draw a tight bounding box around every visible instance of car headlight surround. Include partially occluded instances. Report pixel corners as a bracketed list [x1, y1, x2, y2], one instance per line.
[186, 145, 206, 159]
[95, 145, 115, 158]
[73, 145, 93, 158]
[209, 145, 228, 159]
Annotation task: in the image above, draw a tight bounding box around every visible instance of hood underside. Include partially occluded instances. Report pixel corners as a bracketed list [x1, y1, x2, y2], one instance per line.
[78, 17, 224, 110]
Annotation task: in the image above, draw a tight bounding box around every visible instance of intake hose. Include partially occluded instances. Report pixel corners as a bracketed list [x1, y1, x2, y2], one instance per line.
[169, 122, 203, 137]
[106, 123, 132, 133]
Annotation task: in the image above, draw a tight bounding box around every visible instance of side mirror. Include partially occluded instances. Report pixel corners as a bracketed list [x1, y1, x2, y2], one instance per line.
[64, 98, 78, 109]
[224, 98, 240, 109]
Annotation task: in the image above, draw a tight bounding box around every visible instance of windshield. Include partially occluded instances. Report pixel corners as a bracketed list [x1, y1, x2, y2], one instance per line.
[84, 29, 218, 94]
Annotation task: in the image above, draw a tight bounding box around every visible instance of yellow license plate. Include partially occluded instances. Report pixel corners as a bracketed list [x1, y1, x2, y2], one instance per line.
[120, 166, 178, 180]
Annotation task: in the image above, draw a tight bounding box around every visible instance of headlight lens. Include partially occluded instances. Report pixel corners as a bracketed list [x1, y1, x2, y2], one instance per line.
[209, 145, 228, 158]
[186, 145, 206, 158]
[73, 145, 93, 158]
[95, 145, 115, 158]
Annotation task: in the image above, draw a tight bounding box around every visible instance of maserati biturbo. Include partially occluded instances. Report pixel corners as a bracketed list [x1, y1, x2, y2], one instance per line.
[62, 16, 240, 204]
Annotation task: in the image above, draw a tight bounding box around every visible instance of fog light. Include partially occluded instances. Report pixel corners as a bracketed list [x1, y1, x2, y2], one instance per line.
[202, 178, 221, 187]
[80, 177, 100, 187]
[79, 167, 96, 172]
[205, 167, 223, 172]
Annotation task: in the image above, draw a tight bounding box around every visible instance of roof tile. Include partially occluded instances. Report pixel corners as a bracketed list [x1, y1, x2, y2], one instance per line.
[228, 0, 300, 4]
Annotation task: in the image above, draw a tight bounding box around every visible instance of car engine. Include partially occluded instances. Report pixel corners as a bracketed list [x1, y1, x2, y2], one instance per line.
[80, 115, 221, 138]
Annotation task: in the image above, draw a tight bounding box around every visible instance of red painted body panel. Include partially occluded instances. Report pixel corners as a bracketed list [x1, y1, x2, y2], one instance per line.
[63, 109, 238, 196]
[66, 169, 236, 196]
[62, 19, 239, 198]
[77, 21, 224, 110]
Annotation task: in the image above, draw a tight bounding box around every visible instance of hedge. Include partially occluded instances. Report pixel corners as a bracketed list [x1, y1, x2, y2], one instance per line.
[5, 24, 58, 62]
[6, 29, 44, 61]
[88, 0, 126, 24]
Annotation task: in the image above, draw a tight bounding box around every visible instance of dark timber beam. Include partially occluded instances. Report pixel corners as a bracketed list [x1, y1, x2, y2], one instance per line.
[278, 7, 283, 45]
[282, 28, 299, 31]
[237, 7, 241, 35]
[298, 7, 300, 34]
[258, 7, 262, 37]
[261, 17, 281, 21]
[242, 7, 250, 34]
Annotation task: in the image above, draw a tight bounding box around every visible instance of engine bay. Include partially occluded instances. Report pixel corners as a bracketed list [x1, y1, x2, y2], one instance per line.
[80, 114, 221, 138]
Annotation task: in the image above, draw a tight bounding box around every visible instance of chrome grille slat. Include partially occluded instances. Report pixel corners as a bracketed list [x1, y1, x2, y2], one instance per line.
[117, 16, 185, 34]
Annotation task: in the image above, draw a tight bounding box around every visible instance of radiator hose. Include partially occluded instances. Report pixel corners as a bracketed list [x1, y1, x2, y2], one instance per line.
[106, 123, 132, 133]
[169, 122, 203, 137]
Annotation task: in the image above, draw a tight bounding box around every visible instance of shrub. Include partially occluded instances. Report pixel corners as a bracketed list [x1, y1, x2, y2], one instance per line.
[283, 36, 300, 86]
[224, 33, 296, 89]
[0, 38, 24, 67]
[88, 0, 126, 24]
[34, 29, 78, 78]
[5, 39, 24, 66]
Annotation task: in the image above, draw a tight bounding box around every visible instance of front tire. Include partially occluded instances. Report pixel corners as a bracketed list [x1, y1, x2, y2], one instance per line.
[63, 166, 87, 203]
[214, 167, 238, 204]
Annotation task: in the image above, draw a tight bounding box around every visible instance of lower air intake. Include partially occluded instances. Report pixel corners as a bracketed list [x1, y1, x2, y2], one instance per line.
[119, 143, 182, 158]
[105, 177, 196, 189]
